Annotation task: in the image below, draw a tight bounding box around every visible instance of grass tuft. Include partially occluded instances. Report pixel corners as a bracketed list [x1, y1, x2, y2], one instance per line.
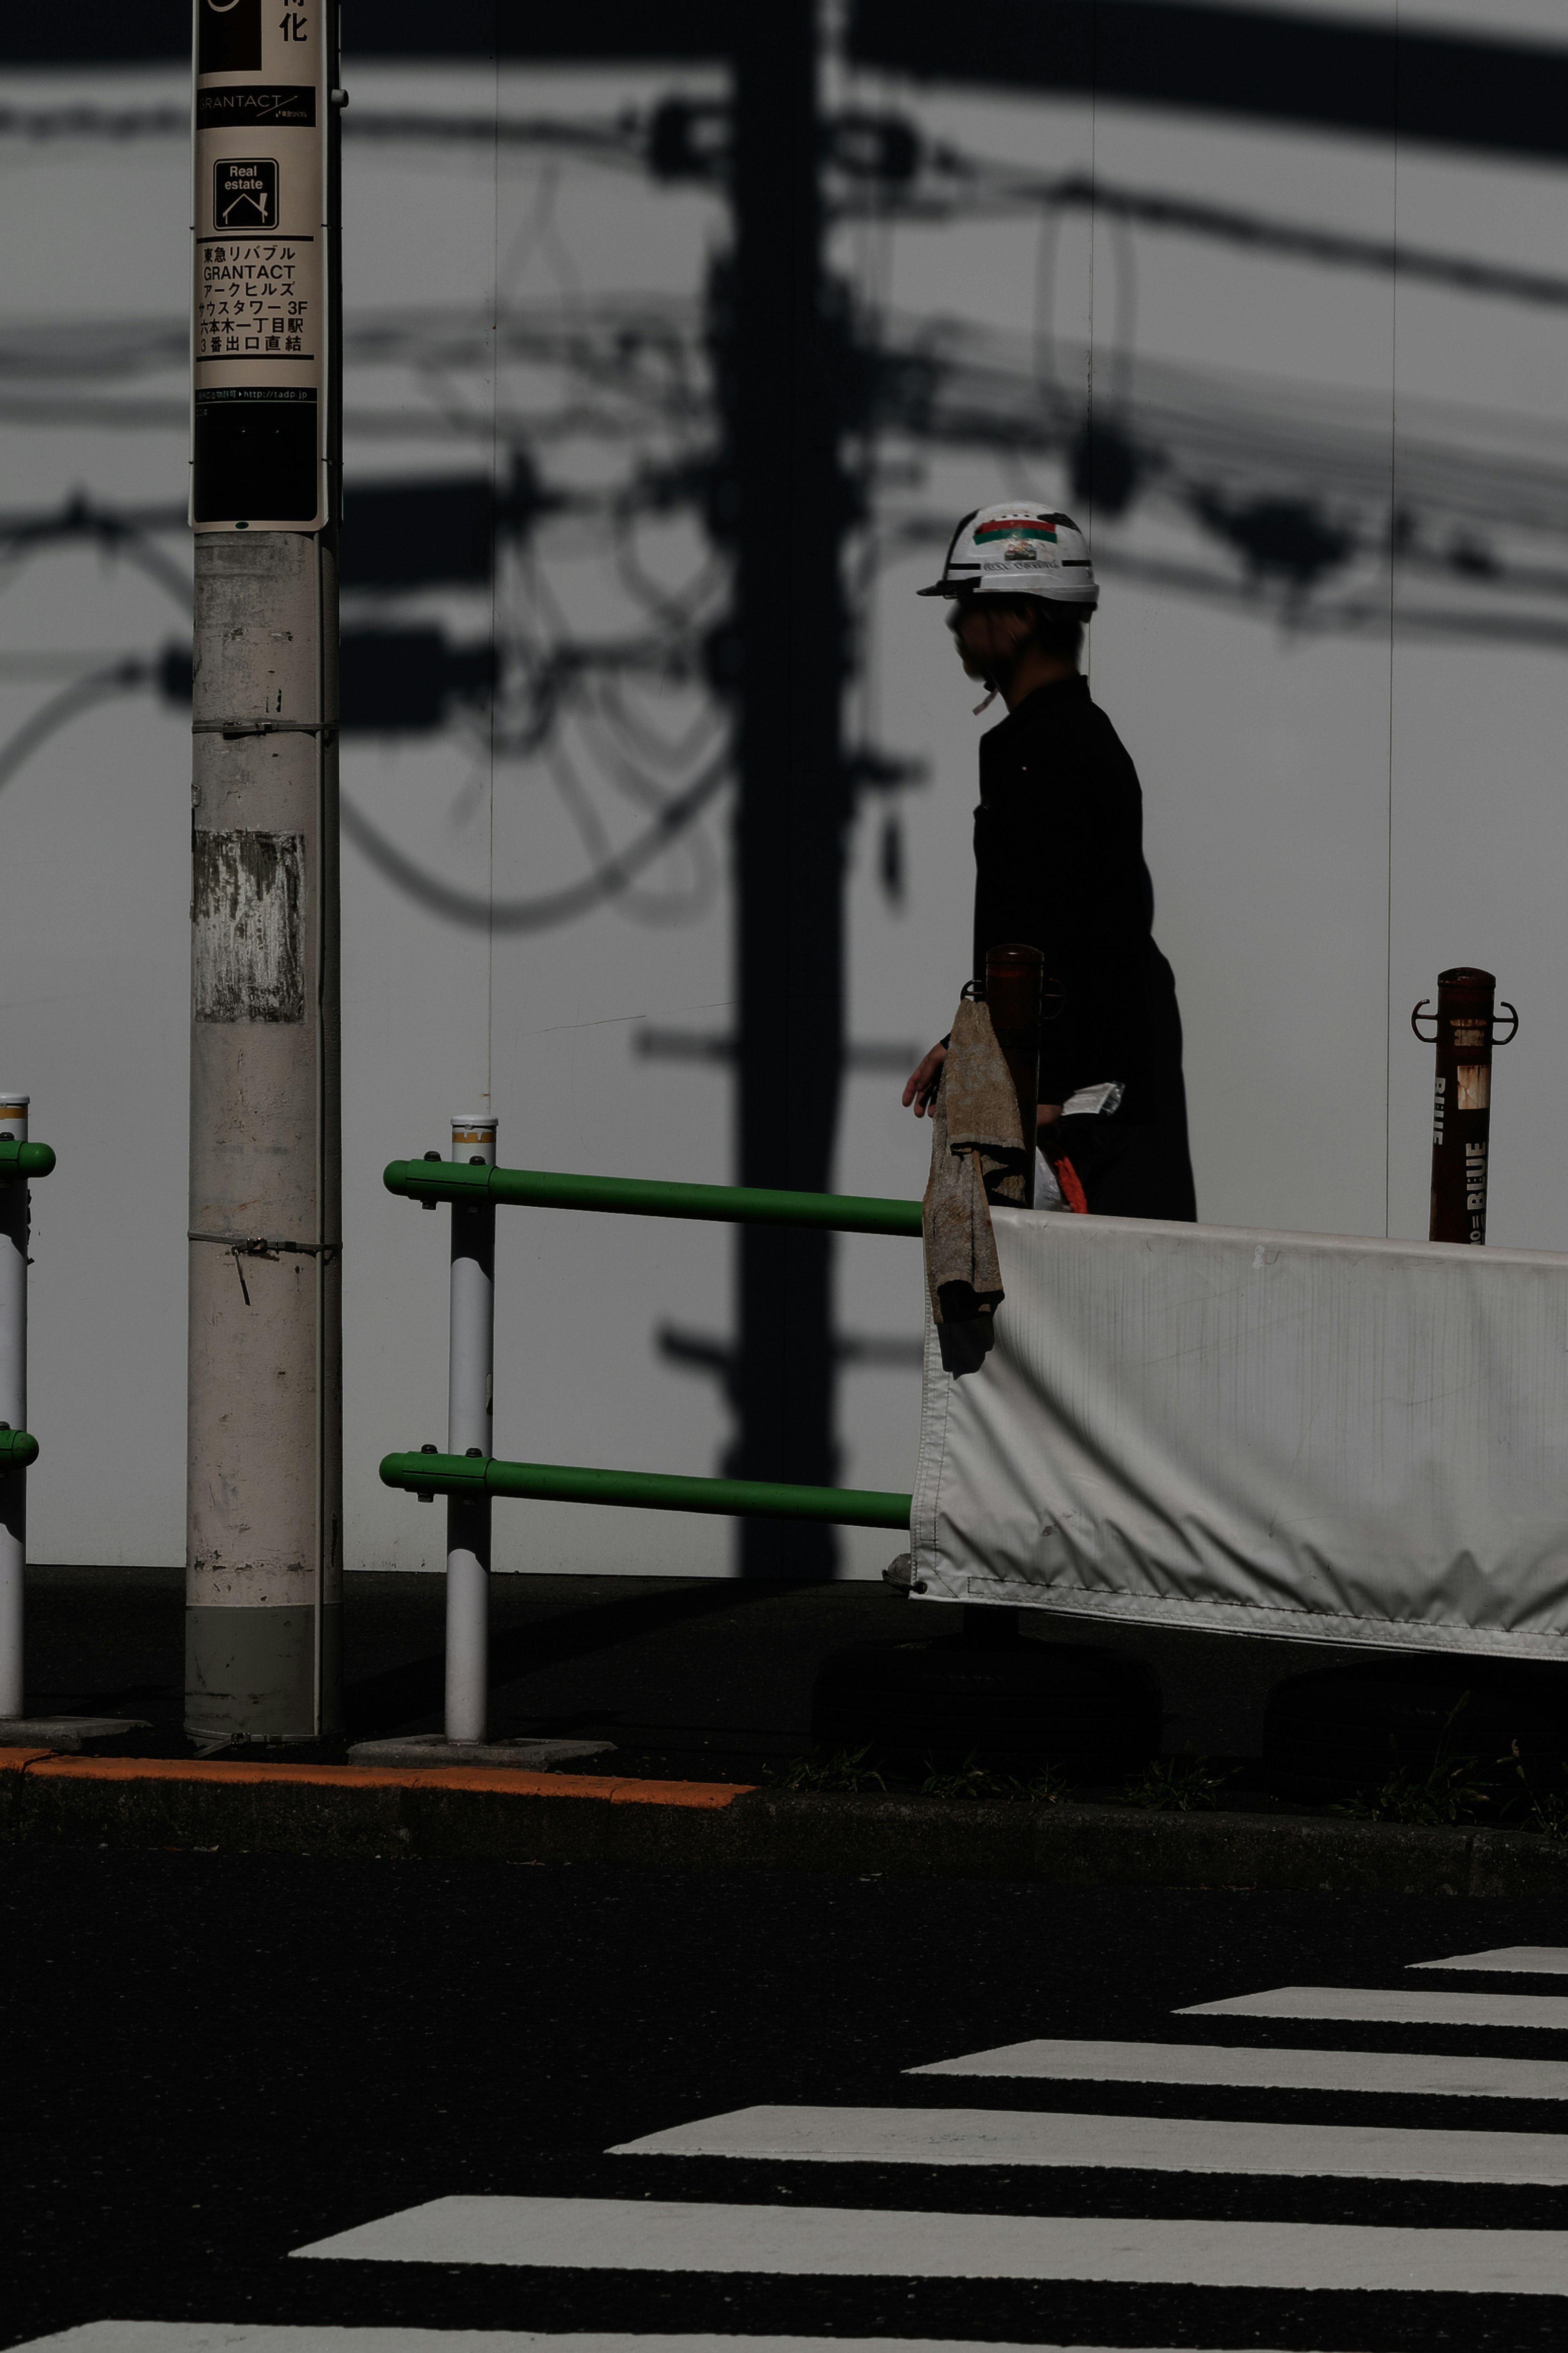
[1118, 1753, 1232, 1812]
[764, 1745, 887, 1794]
[918, 1751, 1071, 1804]
[1333, 1696, 1492, 1827]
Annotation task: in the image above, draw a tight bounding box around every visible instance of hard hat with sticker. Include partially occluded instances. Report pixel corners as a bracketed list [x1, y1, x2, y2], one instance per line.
[917, 503, 1099, 606]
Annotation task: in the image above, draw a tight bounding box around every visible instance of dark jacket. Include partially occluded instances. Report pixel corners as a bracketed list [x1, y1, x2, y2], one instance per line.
[971, 672, 1185, 1122]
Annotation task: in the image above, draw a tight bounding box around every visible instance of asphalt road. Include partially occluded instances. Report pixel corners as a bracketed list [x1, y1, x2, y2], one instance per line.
[8, 1851, 1568, 2350]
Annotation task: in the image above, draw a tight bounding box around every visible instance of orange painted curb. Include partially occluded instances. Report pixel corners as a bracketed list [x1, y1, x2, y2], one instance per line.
[0, 1747, 753, 1809]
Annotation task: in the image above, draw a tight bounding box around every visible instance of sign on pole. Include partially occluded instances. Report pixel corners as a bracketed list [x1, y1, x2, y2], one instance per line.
[192, 0, 331, 533]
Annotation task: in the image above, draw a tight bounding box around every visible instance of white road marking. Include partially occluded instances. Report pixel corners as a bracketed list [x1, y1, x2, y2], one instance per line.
[608, 2103, 1568, 2182]
[0, 2333, 1335, 2353]
[907, 2036, 1568, 2097]
[290, 2195, 1568, 2291]
[1411, 1947, 1568, 1975]
[1179, 1986, 1568, 2029]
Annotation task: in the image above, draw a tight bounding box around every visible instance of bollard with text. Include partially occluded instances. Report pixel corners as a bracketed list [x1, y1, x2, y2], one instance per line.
[1411, 968, 1518, 1246]
[186, 0, 344, 1744]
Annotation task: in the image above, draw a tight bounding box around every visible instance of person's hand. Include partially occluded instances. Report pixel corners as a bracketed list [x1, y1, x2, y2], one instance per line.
[903, 1042, 947, 1117]
[1036, 1103, 1065, 1156]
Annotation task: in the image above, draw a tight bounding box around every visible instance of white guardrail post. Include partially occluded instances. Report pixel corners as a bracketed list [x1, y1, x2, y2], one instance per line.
[0, 1092, 28, 1718]
[445, 1113, 497, 1742]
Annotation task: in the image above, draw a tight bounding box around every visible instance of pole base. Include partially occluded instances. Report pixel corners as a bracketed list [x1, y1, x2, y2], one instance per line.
[185, 1602, 333, 1743]
[0, 1715, 155, 1754]
[346, 1733, 615, 1770]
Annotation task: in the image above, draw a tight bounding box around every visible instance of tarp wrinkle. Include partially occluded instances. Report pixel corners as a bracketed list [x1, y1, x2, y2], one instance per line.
[913, 1211, 1568, 1658]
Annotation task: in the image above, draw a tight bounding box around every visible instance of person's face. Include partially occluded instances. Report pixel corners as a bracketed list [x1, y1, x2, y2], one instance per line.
[947, 596, 1032, 681]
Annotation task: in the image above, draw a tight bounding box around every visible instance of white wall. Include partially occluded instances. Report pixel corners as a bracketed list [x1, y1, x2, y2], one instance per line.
[2, 9, 1565, 1568]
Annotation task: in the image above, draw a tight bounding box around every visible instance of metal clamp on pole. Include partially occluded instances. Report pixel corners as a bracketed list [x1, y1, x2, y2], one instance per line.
[445, 1114, 497, 1744]
[1412, 968, 1518, 1246]
[188, 1230, 343, 1307]
[191, 718, 337, 740]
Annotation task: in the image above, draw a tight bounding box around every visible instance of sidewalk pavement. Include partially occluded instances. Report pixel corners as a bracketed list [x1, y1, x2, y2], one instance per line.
[22, 1563, 1365, 1774]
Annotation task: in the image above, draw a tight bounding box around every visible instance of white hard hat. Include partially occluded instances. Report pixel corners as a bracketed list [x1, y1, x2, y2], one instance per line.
[917, 502, 1099, 607]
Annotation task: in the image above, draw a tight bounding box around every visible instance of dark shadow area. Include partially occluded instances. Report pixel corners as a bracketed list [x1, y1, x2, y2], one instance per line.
[1265, 1657, 1568, 1806]
[22, 0, 1568, 176]
[339, 459, 551, 590]
[850, 0, 1568, 165]
[20, 1565, 185, 1735]
[716, 15, 860, 1574]
[341, 477, 496, 590]
[18, 1563, 1468, 1780]
[0, 0, 733, 65]
[341, 1570, 810, 1740]
[339, 630, 494, 733]
[26, 1563, 1568, 1819]
[812, 1631, 1161, 1778]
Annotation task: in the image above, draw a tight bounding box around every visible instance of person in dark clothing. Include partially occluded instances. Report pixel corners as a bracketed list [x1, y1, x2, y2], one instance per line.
[902, 502, 1196, 1222]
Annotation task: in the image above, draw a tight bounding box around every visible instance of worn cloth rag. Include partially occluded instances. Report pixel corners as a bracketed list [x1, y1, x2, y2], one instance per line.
[922, 995, 1028, 1333]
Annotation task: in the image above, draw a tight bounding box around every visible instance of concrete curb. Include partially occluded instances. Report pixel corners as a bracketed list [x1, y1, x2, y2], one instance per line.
[4, 1747, 1567, 1891]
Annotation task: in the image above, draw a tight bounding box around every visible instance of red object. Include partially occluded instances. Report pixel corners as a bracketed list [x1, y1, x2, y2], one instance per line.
[1056, 1157, 1088, 1215]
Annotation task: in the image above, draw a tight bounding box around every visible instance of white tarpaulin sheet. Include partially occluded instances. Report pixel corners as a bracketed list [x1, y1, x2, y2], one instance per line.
[911, 1211, 1568, 1659]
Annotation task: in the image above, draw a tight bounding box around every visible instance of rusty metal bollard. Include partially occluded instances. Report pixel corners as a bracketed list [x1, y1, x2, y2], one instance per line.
[1411, 967, 1518, 1245]
[984, 942, 1045, 1209]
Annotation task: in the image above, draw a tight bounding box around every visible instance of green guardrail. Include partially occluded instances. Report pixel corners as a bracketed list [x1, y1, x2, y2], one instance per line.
[0, 1142, 55, 1180]
[0, 1427, 39, 1469]
[384, 1158, 923, 1240]
[381, 1449, 912, 1531]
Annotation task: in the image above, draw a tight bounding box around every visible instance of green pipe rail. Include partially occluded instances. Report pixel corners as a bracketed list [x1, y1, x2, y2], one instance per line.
[0, 1428, 39, 1470]
[0, 1142, 55, 1180]
[381, 1449, 911, 1530]
[383, 1154, 923, 1532]
[384, 1157, 924, 1240]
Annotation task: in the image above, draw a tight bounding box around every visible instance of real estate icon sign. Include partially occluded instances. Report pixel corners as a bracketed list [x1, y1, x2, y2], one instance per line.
[192, 0, 329, 530]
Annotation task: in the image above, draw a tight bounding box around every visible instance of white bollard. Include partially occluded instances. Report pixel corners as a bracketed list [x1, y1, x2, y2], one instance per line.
[0, 1092, 29, 1719]
[445, 1113, 497, 1744]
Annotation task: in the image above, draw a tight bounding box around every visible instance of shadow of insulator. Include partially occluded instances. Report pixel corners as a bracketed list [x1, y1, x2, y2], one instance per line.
[339, 630, 495, 732]
[1192, 488, 1356, 591]
[1069, 415, 1151, 520]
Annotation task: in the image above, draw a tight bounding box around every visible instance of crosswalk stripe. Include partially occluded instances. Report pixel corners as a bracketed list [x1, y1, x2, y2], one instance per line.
[4, 2333, 1353, 2353]
[906, 2036, 1568, 2097]
[290, 2195, 1568, 2291]
[1180, 1986, 1568, 2029]
[1411, 1947, 1568, 1975]
[608, 2102, 1568, 2181]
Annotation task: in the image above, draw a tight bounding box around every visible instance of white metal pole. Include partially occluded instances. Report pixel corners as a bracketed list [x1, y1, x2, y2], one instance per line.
[0, 1092, 29, 1720]
[445, 1113, 497, 1744]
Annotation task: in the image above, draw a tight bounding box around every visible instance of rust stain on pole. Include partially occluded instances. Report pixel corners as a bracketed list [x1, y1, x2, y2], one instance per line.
[1411, 966, 1518, 1246]
[984, 943, 1045, 1210]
